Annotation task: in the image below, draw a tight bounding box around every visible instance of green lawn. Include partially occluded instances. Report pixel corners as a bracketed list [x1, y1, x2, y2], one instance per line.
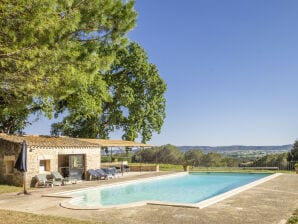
[0, 185, 24, 194]
[129, 163, 295, 173]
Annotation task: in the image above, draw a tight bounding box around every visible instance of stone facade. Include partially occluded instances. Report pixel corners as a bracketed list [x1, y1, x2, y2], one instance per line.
[0, 134, 152, 187]
[0, 138, 101, 187]
[0, 139, 23, 186]
[129, 164, 159, 172]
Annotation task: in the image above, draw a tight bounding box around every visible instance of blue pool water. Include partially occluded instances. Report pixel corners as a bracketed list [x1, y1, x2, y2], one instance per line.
[68, 172, 270, 207]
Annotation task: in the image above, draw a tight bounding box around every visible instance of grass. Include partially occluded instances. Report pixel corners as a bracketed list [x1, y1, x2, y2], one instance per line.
[129, 163, 295, 173]
[158, 163, 183, 171]
[287, 209, 298, 224]
[0, 185, 24, 194]
[0, 210, 102, 224]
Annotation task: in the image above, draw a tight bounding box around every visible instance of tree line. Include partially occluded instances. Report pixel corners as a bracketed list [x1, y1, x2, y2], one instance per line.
[130, 142, 298, 169]
[132, 144, 239, 167]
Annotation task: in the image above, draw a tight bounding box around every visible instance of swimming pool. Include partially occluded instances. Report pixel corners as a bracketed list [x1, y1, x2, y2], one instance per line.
[58, 172, 277, 209]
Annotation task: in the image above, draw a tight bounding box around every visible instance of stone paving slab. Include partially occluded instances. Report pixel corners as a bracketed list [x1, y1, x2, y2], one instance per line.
[0, 172, 297, 224]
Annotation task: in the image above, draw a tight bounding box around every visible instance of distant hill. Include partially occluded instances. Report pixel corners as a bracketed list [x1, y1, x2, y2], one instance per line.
[179, 145, 292, 153]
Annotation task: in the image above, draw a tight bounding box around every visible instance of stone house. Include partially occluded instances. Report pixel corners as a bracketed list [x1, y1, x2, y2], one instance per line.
[0, 134, 150, 187]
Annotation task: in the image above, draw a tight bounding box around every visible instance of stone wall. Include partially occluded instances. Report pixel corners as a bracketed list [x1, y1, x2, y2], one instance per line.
[0, 140, 101, 187]
[101, 161, 129, 167]
[27, 146, 101, 187]
[129, 164, 159, 172]
[0, 140, 23, 186]
[101, 163, 159, 172]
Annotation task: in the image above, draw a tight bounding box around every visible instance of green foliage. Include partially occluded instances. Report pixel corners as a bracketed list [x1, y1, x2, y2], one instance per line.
[288, 140, 298, 162]
[51, 42, 166, 142]
[184, 150, 204, 166]
[132, 145, 291, 169]
[287, 209, 298, 224]
[200, 152, 222, 167]
[0, 0, 139, 134]
[158, 163, 183, 171]
[184, 150, 238, 167]
[101, 156, 112, 163]
[133, 146, 240, 167]
[249, 153, 288, 169]
[133, 144, 183, 164]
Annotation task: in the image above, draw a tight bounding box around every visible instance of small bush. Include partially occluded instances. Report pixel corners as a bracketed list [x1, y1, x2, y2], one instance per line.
[287, 209, 298, 224]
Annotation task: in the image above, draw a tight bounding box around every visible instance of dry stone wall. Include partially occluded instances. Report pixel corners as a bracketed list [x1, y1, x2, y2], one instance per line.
[0, 141, 101, 187]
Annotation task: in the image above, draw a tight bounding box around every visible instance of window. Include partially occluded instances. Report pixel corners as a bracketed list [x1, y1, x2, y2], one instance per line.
[39, 160, 50, 172]
[5, 161, 14, 174]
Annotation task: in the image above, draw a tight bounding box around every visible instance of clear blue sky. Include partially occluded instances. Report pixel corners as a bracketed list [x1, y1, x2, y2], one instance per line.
[25, 0, 298, 146]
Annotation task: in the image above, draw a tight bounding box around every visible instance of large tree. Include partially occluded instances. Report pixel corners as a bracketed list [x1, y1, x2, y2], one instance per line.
[0, 0, 137, 133]
[0, 0, 134, 133]
[1, 0, 166, 142]
[51, 42, 166, 142]
[184, 149, 204, 166]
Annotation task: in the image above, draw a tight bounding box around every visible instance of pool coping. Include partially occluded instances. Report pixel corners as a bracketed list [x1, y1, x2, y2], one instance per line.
[46, 172, 282, 210]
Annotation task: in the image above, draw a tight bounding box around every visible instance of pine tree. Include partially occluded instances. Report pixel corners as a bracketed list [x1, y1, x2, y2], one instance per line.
[288, 140, 298, 161]
[51, 43, 166, 142]
[0, 0, 137, 133]
[1, 0, 166, 143]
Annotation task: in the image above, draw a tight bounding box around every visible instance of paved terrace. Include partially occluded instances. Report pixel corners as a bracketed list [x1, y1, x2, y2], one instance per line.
[0, 172, 297, 224]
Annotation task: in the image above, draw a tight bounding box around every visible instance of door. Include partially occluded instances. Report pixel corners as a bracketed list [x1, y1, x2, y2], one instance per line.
[69, 155, 85, 180]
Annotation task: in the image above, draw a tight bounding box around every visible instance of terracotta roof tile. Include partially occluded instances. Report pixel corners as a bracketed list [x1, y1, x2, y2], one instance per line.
[0, 134, 99, 147]
[79, 138, 153, 147]
[0, 134, 153, 147]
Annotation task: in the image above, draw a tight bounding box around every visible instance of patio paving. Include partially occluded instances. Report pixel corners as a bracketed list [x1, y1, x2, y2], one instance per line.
[0, 172, 297, 224]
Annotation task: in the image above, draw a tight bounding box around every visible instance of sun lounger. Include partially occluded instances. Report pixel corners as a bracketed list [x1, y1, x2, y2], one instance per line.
[35, 174, 53, 187]
[101, 167, 120, 178]
[110, 167, 120, 178]
[123, 164, 130, 172]
[51, 171, 66, 186]
[88, 169, 107, 180]
[115, 166, 121, 173]
[96, 168, 113, 179]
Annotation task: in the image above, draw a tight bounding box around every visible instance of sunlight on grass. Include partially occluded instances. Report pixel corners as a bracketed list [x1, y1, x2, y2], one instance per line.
[0, 185, 23, 194]
[129, 163, 296, 173]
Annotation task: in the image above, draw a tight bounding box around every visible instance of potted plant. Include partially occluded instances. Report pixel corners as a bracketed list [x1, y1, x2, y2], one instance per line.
[182, 164, 189, 172]
[295, 163, 298, 174]
[182, 160, 190, 172]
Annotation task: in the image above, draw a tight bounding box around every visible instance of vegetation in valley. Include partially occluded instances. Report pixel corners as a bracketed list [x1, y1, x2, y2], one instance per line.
[244, 153, 289, 169]
[106, 144, 297, 170]
[132, 144, 184, 164]
[132, 144, 244, 167]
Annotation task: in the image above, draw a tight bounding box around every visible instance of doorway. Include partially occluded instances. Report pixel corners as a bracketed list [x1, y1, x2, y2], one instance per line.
[58, 154, 85, 180]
